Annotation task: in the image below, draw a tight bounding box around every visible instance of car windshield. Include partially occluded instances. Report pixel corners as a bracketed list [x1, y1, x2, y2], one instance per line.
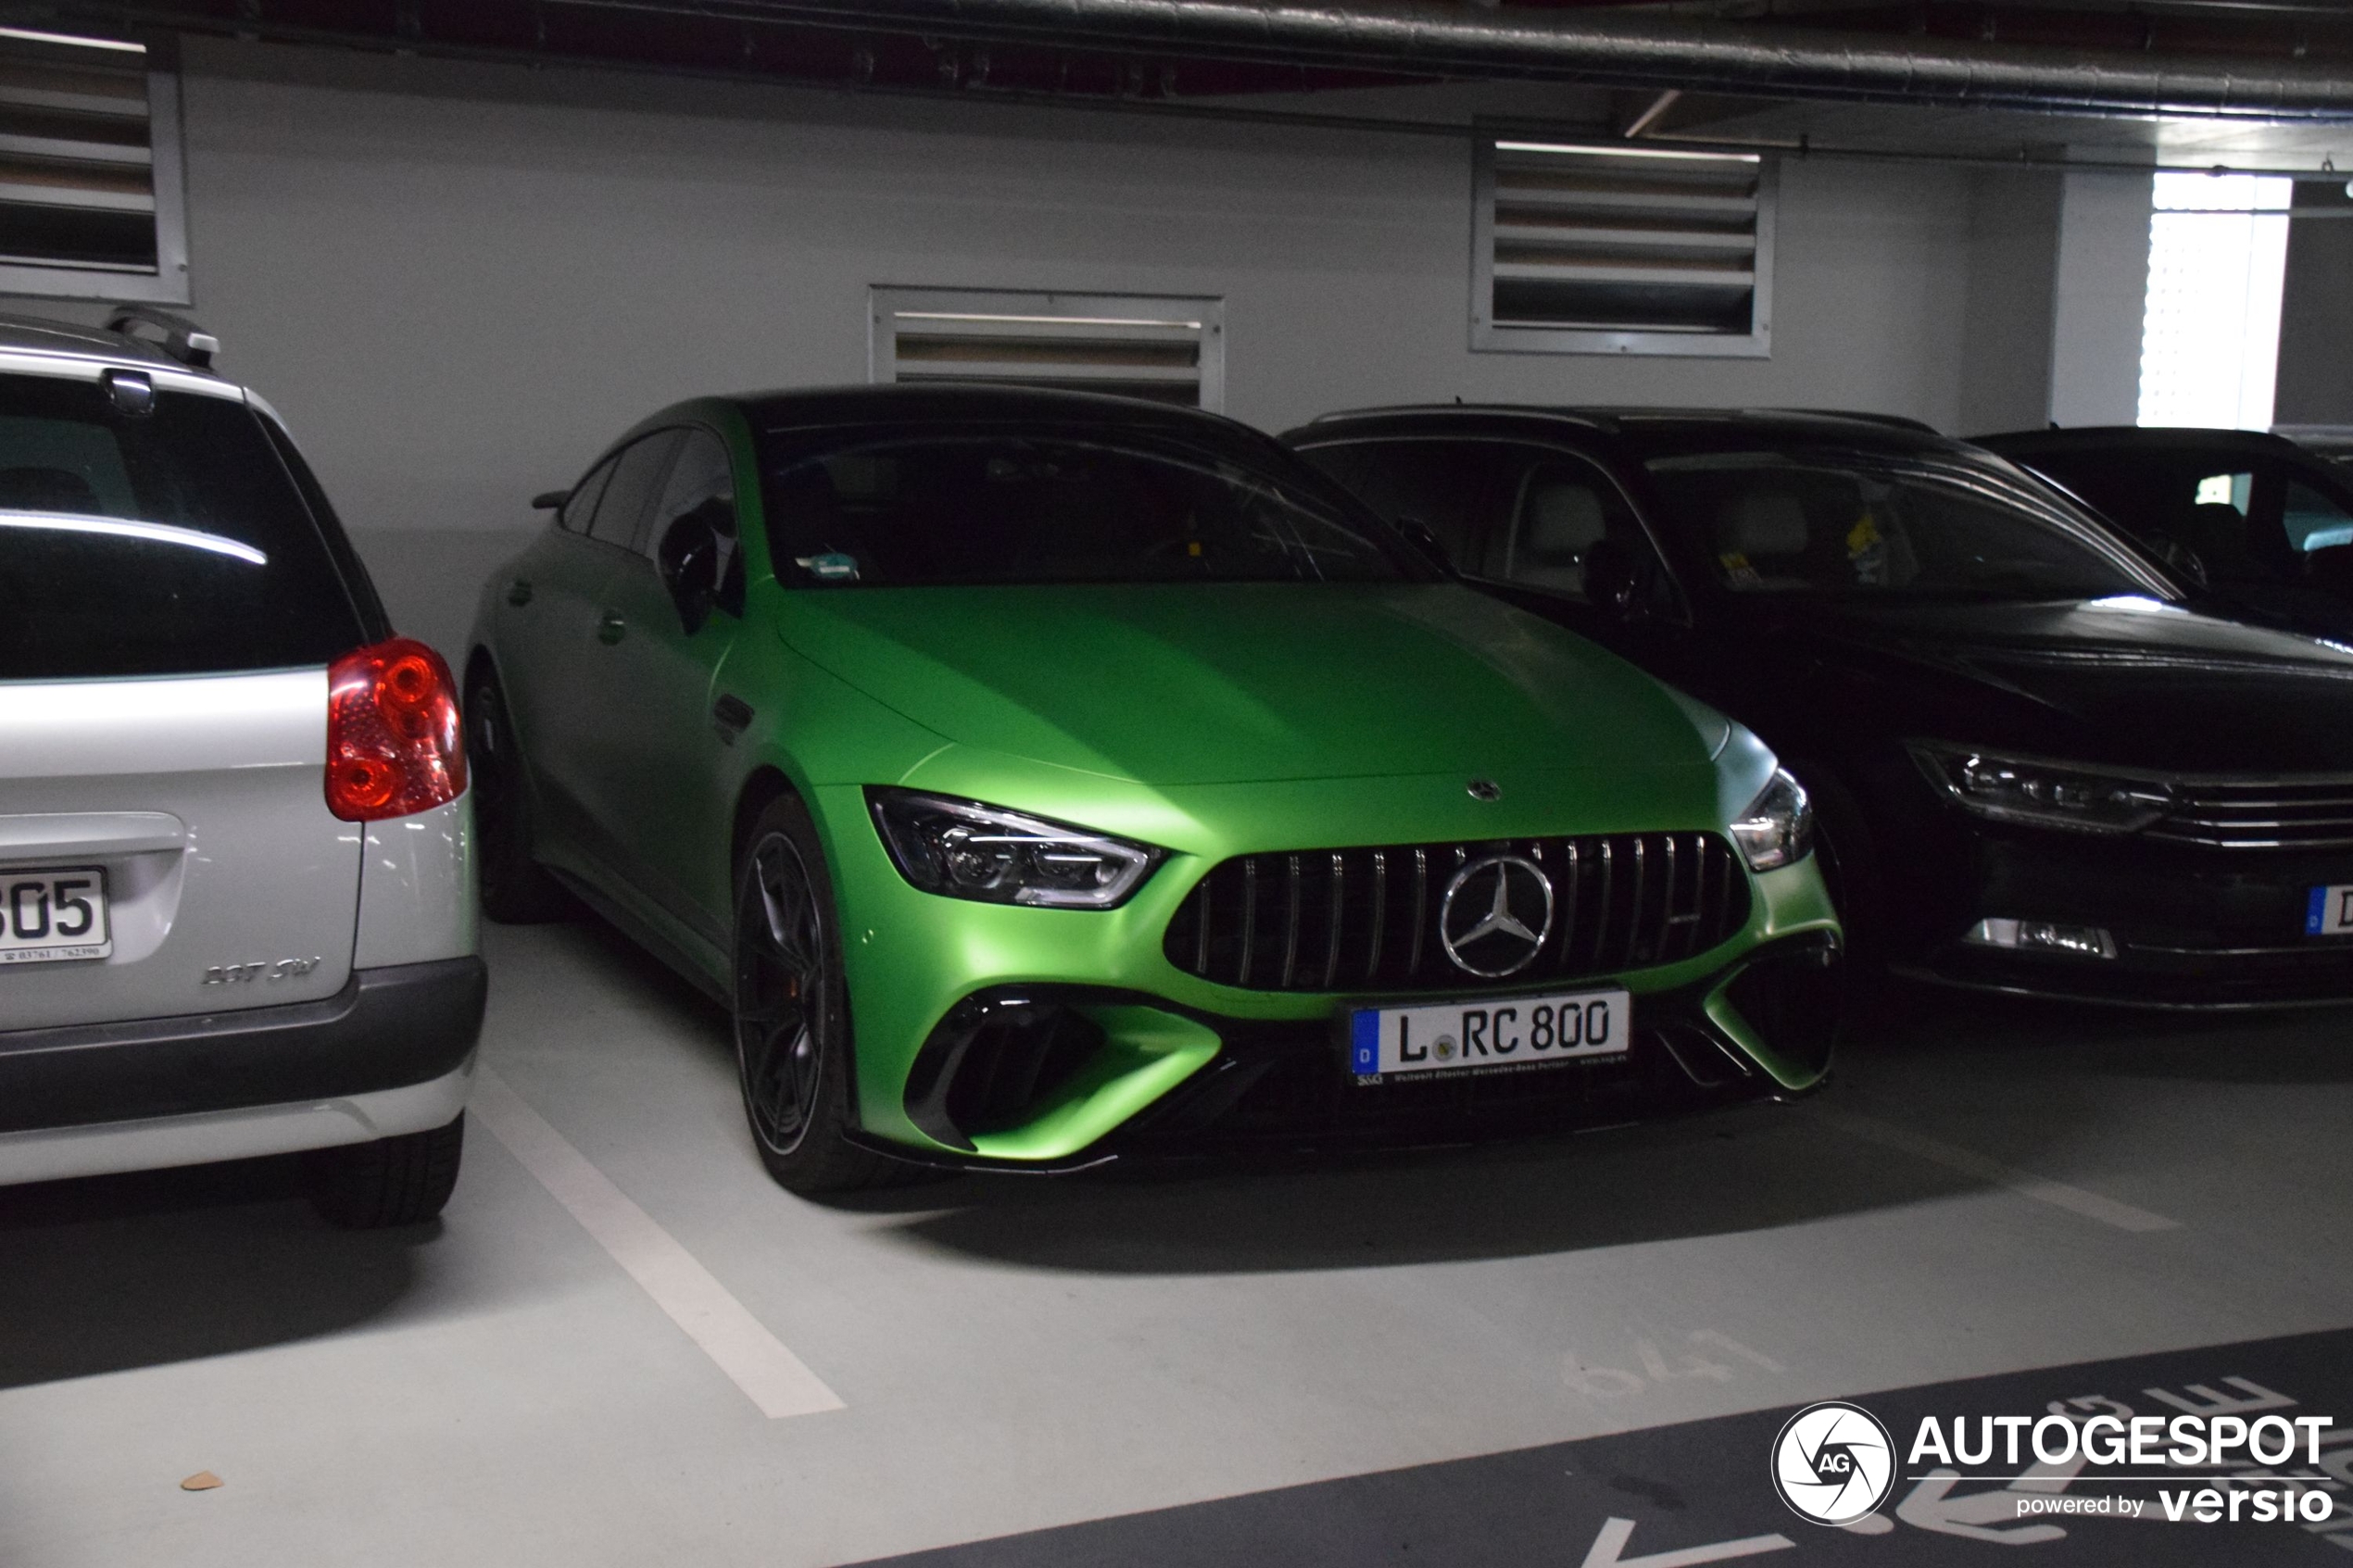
[758, 431, 1423, 587]
[1642, 448, 2161, 602]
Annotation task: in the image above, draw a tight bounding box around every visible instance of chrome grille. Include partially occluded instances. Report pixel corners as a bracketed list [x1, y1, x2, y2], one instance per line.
[2148, 775, 2353, 850]
[1163, 833, 1751, 994]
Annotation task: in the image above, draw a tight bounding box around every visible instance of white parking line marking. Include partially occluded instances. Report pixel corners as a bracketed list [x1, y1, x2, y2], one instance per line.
[1809, 1109, 2180, 1234]
[470, 1065, 846, 1419]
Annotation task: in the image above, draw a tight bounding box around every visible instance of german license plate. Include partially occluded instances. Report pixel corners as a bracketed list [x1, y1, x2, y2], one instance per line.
[1347, 987, 1629, 1080]
[2308, 885, 2353, 937]
[0, 866, 111, 964]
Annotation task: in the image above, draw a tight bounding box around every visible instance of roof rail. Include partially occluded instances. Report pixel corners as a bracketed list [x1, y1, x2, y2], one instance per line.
[1309, 404, 1615, 430]
[1755, 408, 1939, 434]
[105, 306, 219, 371]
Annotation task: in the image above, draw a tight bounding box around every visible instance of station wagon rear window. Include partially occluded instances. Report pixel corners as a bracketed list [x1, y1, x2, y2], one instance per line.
[0, 374, 368, 680]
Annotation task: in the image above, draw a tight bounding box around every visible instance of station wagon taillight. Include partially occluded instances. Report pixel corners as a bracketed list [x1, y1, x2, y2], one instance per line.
[325, 637, 467, 822]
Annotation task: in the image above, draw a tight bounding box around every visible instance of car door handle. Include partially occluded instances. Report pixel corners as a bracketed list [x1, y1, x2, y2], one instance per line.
[597, 609, 627, 645]
[506, 578, 534, 607]
[711, 693, 755, 744]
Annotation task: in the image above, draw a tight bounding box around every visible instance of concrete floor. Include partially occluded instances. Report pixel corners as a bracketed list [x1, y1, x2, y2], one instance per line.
[3, 917, 2349, 1565]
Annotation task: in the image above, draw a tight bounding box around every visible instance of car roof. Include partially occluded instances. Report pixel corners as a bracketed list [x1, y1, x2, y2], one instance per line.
[733, 383, 1259, 442]
[1974, 425, 2308, 460]
[0, 312, 219, 379]
[1290, 403, 1958, 457]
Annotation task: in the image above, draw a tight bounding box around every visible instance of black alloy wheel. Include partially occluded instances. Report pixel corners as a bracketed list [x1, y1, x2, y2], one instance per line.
[736, 831, 826, 1154]
[729, 796, 907, 1194]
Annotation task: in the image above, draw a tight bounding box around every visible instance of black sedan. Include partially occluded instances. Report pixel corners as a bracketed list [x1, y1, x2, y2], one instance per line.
[1978, 425, 2353, 641]
[1286, 406, 2353, 1009]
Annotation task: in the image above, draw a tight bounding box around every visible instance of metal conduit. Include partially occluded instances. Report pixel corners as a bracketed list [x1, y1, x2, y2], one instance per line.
[551, 0, 2353, 120]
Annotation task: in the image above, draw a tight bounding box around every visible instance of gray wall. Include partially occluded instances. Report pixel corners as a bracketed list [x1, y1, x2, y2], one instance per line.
[1955, 169, 2061, 436]
[2047, 169, 2156, 429]
[2276, 181, 2353, 426]
[11, 38, 1982, 658]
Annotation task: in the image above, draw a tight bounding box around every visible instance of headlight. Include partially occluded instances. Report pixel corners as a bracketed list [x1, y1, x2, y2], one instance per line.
[1731, 767, 1814, 872]
[1908, 746, 2171, 834]
[867, 789, 1166, 909]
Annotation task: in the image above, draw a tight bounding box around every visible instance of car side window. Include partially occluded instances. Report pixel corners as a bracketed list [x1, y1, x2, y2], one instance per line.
[2284, 479, 2353, 554]
[1302, 440, 1495, 571]
[558, 456, 616, 534]
[1491, 457, 1665, 605]
[648, 428, 743, 615]
[590, 431, 684, 553]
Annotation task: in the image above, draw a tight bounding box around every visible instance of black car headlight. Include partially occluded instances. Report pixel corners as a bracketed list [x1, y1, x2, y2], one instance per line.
[1908, 745, 2171, 834]
[1730, 767, 1815, 872]
[868, 789, 1166, 909]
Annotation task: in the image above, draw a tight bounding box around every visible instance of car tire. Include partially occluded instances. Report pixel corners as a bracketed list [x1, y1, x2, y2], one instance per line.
[303, 1112, 465, 1227]
[466, 670, 572, 924]
[733, 795, 909, 1194]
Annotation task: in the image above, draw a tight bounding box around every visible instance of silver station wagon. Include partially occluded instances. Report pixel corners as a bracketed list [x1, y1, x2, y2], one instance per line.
[0, 310, 482, 1225]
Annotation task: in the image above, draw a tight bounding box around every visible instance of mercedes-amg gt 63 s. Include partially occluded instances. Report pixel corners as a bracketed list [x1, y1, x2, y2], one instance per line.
[467, 385, 1842, 1192]
[1289, 405, 2353, 1011]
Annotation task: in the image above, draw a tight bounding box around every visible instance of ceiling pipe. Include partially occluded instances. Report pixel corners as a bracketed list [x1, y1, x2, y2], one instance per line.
[550, 0, 2353, 120]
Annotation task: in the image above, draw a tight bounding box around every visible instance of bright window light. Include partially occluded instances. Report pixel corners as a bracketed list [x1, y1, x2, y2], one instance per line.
[2137, 172, 2292, 431]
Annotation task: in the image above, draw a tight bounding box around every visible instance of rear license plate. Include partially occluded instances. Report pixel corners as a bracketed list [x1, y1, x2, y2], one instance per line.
[0, 866, 111, 964]
[2308, 885, 2353, 937]
[1348, 987, 1629, 1080]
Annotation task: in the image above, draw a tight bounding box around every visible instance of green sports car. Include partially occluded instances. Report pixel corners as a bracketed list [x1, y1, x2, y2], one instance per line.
[467, 386, 1843, 1192]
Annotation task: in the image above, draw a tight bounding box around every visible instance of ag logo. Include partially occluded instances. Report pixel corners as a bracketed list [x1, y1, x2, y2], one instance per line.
[1770, 1400, 1895, 1526]
[1438, 854, 1554, 978]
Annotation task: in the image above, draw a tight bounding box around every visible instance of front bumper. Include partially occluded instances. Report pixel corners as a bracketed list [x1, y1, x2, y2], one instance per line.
[1895, 825, 2353, 1009]
[0, 956, 488, 1137]
[822, 771, 1843, 1166]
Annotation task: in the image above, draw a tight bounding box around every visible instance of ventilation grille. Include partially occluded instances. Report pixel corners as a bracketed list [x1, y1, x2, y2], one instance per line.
[1477, 138, 1769, 354]
[1164, 833, 1751, 995]
[0, 29, 181, 296]
[872, 287, 1221, 408]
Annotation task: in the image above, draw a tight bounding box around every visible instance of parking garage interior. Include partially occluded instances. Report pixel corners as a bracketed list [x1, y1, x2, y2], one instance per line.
[5, 4, 2353, 1564]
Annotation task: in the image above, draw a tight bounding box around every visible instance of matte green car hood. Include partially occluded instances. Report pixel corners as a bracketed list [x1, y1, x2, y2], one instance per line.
[774, 583, 1727, 785]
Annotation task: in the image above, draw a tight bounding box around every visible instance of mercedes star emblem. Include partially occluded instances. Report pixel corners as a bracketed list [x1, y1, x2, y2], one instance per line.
[1439, 854, 1555, 978]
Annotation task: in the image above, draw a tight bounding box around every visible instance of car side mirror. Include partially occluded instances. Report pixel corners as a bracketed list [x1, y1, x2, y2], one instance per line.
[1393, 515, 1456, 577]
[1582, 537, 1642, 619]
[2156, 537, 2210, 591]
[531, 489, 570, 512]
[659, 505, 723, 634]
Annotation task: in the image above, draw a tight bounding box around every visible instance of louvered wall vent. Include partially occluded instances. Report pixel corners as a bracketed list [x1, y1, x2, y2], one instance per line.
[1473, 136, 1773, 358]
[0, 26, 187, 303]
[871, 287, 1223, 410]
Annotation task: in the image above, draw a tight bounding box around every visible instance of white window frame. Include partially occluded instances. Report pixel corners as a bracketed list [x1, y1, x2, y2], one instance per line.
[869, 286, 1225, 412]
[1471, 131, 1774, 359]
[0, 28, 191, 305]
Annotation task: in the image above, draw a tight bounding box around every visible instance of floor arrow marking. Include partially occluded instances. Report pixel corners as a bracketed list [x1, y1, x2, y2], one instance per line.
[1577, 1516, 1797, 1568]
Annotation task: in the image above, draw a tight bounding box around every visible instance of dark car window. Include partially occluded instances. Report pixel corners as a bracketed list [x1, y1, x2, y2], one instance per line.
[1487, 456, 1679, 613]
[0, 374, 369, 681]
[1644, 450, 2159, 601]
[2285, 479, 2353, 554]
[648, 427, 742, 615]
[1300, 439, 1493, 570]
[760, 433, 1420, 587]
[558, 454, 616, 534]
[589, 430, 682, 553]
